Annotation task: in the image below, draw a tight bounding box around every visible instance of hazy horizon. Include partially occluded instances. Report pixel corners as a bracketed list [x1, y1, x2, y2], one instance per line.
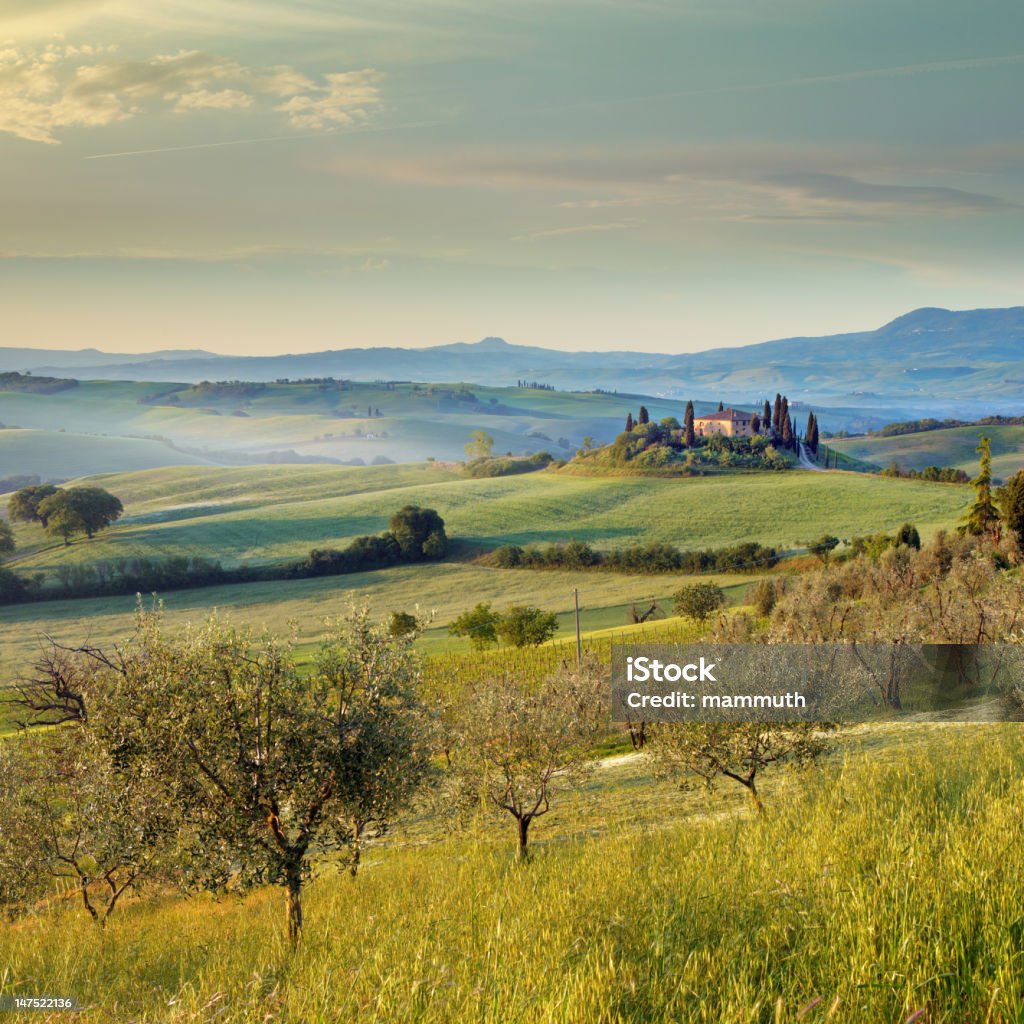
[2, 1, 1022, 356]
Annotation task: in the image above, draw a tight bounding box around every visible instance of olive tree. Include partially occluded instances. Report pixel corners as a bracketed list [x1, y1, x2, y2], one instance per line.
[672, 582, 725, 624]
[446, 661, 605, 858]
[495, 605, 559, 648]
[0, 730, 178, 925]
[137, 610, 432, 945]
[651, 721, 828, 815]
[7, 607, 432, 947]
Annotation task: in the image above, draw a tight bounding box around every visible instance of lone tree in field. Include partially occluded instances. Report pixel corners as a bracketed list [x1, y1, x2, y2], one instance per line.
[652, 721, 827, 815]
[960, 436, 1000, 540]
[37, 486, 123, 545]
[684, 401, 695, 448]
[465, 430, 494, 459]
[8, 483, 58, 528]
[1000, 469, 1024, 546]
[673, 582, 725, 624]
[447, 662, 604, 858]
[495, 605, 559, 647]
[449, 602, 501, 649]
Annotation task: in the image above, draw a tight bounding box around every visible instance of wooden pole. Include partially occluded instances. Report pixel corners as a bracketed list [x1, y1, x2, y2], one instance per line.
[574, 588, 582, 666]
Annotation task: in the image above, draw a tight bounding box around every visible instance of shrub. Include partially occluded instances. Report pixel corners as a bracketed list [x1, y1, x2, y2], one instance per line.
[672, 582, 726, 623]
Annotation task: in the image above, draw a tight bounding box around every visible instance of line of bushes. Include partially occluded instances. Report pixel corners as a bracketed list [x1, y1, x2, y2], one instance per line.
[0, 506, 447, 606]
[484, 538, 779, 574]
[463, 452, 556, 478]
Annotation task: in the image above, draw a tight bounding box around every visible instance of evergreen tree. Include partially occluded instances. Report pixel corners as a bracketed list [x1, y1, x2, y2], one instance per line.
[684, 401, 695, 448]
[763, 399, 771, 431]
[717, 400, 724, 412]
[780, 396, 789, 436]
[781, 414, 793, 450]
[960, 435, 1000, 538]
[638, 406, 650, 425]
[999, 469, 1024, 546]
[810, 415, 820, 454]
[751, 413, 760, 434]
[806, 411, 815, 445]
[625, 412, 634, 432]
[772, 394, 782, 433]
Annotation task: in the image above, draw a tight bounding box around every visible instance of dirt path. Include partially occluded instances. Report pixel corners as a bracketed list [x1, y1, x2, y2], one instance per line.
[798, 441, 828, 472]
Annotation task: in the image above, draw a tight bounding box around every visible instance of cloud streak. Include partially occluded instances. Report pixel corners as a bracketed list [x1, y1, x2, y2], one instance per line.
[540, 53, 1024, 113]
[0, 44, 384, 143]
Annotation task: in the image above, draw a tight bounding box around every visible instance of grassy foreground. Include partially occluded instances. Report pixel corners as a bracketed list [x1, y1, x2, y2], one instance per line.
[3, 726, 1024, 1023]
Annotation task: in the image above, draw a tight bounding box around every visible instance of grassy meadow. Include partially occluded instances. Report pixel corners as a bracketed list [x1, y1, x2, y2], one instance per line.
[832, 424, 1024, 481]
[3, 726, 1024, 1022]
[6, 463, 970, 579]
[0, 461, 971, 688]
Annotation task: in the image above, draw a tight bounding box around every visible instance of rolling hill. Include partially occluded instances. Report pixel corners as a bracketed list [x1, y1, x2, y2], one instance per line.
[4, 306, 1023, 420]
[832, 424, 1024, 482]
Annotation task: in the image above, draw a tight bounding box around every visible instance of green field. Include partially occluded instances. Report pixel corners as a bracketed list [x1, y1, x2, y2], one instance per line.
[3, 726, 1023, 1022]
[0, 461, 971, 688]
[832, 424, 1024, 481]
[0, 378, 694, 475]
[6, 463, 971, 580]
[0, 563, 753, 689]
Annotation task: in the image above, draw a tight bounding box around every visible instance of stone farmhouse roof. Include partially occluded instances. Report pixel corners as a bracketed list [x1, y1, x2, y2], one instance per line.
[694, 408, 753, 422]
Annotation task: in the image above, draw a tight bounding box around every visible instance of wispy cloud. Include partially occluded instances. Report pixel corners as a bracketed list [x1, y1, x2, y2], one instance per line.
[542, 53, 1024, 113]
[513, 219, 644, 241]
[0, 44, 384, 143]
[757, 172, 1019, 216]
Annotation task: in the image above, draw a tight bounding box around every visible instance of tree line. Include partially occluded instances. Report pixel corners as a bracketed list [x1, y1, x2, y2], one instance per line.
[0, 505, 448, 605]
[486, 538, 780, 575]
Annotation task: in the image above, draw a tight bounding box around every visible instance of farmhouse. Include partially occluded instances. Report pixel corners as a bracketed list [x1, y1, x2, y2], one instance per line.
[693, 408, 755, 437]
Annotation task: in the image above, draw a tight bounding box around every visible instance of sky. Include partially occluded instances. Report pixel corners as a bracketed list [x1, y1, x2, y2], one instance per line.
[1, 0, 1023, 355]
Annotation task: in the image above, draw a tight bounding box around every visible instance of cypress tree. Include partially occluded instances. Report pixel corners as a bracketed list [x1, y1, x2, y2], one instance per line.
[625, 412, 634, 432]
[782, 413, 793, 449]
[811, 416, 820, 454]
[763, 399, 771, 431]
[638, 406, 650, 425]
[717, 400, 724, 412]
[960, 435, 1000, 538]
[806, 411, 815, 445]
[751, 413, 760, 434]
[684, 400, 695, 448]
[1000, 469, 1024, 545]
[772, 394, 782, 433]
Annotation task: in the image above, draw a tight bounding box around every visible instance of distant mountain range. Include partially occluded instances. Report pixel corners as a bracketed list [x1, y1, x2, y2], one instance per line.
[4, 306, 1023, 419]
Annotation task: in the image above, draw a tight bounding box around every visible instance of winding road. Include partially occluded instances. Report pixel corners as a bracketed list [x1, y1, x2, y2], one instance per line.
[798, 442, 829, 472]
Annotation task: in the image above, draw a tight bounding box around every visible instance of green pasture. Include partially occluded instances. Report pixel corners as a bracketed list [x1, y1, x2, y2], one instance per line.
[832, 424, 1024, 481]
[5, 464, 970, 582]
